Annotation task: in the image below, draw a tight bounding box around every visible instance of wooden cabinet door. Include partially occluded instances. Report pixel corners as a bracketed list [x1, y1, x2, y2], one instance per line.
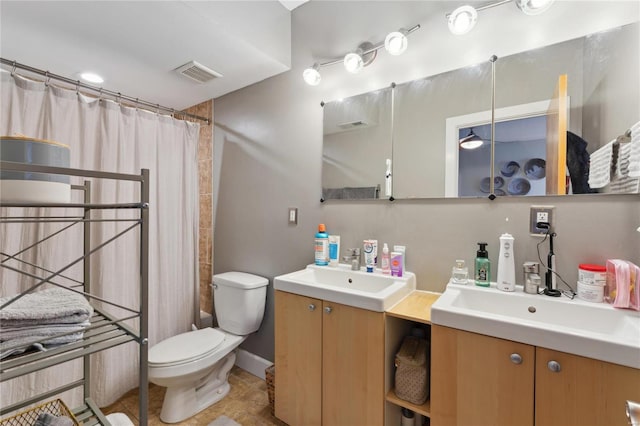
[431, 325, 535, 426]
[535, 347, 640, 426]
[274, 291, 322, 426]
[322, 301, 385, 426]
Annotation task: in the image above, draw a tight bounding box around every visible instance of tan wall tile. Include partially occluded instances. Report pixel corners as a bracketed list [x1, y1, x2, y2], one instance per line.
[184, 99, 214, 315]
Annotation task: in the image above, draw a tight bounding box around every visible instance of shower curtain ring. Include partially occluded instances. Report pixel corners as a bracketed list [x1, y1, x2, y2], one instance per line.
[117, 92, 122, 105]
[44, 71, 50, 87]
[76, 80, 80, 94]
[135, 98, 139, 110]
[11, 61, 16, 76]
[156, 104, 160, 114]
[98, 88, 103, 102]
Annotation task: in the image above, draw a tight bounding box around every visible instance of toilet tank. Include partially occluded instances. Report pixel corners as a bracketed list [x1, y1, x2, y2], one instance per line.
[213, 272, 268, 335]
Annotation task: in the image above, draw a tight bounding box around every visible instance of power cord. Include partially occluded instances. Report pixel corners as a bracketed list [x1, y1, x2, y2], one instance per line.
[536, 228, 576, 299]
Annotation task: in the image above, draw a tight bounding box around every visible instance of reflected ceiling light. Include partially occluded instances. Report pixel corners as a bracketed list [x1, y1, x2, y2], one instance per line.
[447, 5, 478, 35]
[302, 24, 420, 86]
[446, 0, 555, 36]
[384, 29, 409, 56]
[515, 0, 555, 15]
[79, 72, 104, 84]
[459, 129, 484, 149]
[303, 63, 321, 86]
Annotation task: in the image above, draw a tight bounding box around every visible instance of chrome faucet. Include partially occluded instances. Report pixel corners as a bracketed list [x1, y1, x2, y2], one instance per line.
[343, 248, 361, 271]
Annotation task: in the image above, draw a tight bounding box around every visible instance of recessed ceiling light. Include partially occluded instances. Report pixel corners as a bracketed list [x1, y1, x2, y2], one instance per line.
[79, 72, 104, 84]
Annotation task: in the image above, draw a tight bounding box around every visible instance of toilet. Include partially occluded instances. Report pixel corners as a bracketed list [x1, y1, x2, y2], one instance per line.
[148, 272, 268, 423]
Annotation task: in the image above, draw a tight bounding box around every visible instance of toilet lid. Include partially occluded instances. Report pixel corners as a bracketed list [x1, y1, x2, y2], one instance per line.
[149, 328, 225, 366]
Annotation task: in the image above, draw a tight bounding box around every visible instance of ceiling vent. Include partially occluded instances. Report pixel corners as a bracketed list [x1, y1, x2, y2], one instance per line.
[174, 61, 222, 83]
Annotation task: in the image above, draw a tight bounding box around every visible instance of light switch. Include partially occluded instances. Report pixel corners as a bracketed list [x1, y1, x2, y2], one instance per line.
[288, 207, 298, 225]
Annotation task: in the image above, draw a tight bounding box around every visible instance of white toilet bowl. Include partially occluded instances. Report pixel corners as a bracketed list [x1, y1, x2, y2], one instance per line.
[148, 327, 245, 423]
[148, 271, 268, 423]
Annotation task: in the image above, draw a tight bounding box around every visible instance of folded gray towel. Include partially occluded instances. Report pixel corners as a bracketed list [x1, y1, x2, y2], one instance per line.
[0, 287, 93, 326]
[35, 413, 75, 426]
[0, 332, 85, 359]
[1, 321, 90, 341]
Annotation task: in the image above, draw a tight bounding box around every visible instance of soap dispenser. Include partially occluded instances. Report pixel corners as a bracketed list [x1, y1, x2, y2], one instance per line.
[497, 233, 515, 292]
[475, 243, 490, 287]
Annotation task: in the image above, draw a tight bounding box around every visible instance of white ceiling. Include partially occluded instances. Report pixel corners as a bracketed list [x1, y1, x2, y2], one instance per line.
[0, 0, 295, 110]
[1, 1, 638, 114]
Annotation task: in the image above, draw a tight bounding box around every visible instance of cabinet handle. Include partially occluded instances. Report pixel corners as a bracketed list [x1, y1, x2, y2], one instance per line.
[547, 360, 561, 372]
[510, 353, 523, 364]
[324, 306, 333, 314]
[308, 304, 316, 311]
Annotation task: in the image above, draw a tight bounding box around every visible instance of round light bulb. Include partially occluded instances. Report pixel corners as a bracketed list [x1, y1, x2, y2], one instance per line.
[79, 72, 104, 84]
[447, 5, 478, 35]
[516, 0, 555, 15]
[303, 66, 321, 86]
[344, 52, 364, 74]
[384, 31, 408, 56]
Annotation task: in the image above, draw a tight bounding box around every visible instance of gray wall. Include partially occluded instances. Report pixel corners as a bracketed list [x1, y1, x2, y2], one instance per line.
[213, 2, 640, 362]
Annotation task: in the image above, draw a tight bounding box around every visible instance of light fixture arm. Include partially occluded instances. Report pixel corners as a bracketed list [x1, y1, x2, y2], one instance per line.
[303, 24, 420, 85]
[476, 0, 513, 13]
[445, 0, 512, 19]
[315, 24, 420, 68]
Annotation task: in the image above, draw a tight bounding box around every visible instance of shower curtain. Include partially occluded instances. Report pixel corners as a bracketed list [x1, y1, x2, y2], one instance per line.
[0, 71, 200, 407]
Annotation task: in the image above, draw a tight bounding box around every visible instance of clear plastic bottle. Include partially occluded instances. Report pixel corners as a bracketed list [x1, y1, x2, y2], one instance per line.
[381, 243, 391, 275]
[451, 259, 469, 284]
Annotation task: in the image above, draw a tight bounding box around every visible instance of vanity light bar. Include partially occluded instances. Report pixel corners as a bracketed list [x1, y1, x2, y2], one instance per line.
[446, 0, 555, 35]
[303, 24, 420, 86]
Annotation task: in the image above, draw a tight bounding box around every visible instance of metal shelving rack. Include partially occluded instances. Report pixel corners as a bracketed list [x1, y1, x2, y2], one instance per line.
[0, 161, 149, 425]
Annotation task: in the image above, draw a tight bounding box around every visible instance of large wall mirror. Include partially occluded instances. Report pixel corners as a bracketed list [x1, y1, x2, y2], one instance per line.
[321, 21, 639, 200]
[322, 87, 392, 200]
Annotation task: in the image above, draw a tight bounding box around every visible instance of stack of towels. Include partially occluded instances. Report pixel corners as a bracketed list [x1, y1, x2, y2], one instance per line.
[629, 121, 640, 178]
[588, 121, 640, 194]
[0, 287, 94, 359]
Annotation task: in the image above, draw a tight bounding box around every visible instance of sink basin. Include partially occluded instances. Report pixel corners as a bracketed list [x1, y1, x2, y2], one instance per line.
[432, 282, 640, 368]
[274, 264, 416, 312]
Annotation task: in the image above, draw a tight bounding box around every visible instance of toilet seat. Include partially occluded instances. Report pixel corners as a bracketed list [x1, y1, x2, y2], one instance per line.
[149, 328, 225, 368]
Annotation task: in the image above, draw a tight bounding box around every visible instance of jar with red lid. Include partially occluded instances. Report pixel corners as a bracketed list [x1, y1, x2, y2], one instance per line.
[578, 263, 606, 285]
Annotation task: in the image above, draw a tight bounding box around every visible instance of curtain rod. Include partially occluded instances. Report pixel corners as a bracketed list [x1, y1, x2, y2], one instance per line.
[0, 58, 211, 125]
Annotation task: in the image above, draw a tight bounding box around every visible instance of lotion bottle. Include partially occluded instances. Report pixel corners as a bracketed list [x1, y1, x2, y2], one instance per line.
[314, 224, 329, 266]
[497, 233, 516, 292]
[381, 243, 391, 275]
[475, 242, 490, 287]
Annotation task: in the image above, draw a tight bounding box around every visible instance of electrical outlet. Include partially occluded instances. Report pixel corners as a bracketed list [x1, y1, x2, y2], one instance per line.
[530, 205, 554, 235]
[536, 211, 549, 224]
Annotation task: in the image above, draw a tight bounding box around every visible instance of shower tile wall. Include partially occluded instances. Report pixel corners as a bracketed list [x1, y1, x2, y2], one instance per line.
[184, 100, 214, 317]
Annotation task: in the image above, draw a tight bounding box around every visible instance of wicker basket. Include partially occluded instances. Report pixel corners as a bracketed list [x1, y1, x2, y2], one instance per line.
[0, 399, 80, 426]
[265, 364, 275, 416]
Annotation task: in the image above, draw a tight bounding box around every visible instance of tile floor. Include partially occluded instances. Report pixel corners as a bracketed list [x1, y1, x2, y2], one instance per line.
[102, 366, 287, 426]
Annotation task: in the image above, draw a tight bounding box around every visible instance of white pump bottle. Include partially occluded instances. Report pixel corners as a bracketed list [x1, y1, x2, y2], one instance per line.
[497, 233, 515, 292]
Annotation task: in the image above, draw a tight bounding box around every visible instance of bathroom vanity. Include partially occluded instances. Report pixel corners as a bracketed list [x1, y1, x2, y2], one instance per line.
[273, 265, 416, 425]
[274, 290, 384, 425]
[274, 269, 640, 426]
[430, 282, 640, 426]
[431, 326, 640, 425]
